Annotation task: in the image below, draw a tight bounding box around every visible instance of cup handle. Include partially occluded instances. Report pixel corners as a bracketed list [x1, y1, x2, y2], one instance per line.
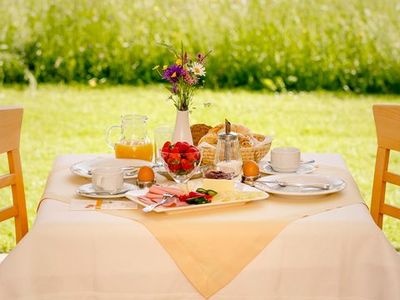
[98, 176, 104, 189]
[93, 174, 102, 190]
[105, 125, 121, 149]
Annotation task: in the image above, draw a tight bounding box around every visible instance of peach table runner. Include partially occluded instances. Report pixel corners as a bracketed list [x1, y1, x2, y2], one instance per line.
[41, 155, 366, 299]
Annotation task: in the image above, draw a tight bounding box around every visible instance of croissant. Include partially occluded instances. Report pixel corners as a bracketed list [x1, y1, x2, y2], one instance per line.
[198, 133, 218, 145]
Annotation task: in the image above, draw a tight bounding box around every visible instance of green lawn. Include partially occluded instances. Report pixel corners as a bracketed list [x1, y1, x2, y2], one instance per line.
[0, 85, 399, 252]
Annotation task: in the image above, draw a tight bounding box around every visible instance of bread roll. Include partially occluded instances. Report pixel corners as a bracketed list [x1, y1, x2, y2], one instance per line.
[198, 133, 218, 145]
[252, 133, 265, 142]
[238, 134, 253, 147]
[190, 124, 212, 146]
[208, 124, 225, 134]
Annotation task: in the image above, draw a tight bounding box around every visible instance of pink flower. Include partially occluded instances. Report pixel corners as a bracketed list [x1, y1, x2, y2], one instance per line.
[183, 69, 198, 85]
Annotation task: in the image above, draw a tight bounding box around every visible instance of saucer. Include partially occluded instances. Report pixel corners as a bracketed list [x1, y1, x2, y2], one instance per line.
[260, 162, 316, 175]
[77, 183, 138, 199]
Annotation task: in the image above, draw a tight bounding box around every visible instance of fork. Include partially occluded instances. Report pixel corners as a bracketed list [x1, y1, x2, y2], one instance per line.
[142, 193, 175, 213]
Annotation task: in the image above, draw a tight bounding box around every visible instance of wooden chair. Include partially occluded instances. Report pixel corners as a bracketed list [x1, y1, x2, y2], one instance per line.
[0, 106, 28, 243]
[371, 104, 400, 228]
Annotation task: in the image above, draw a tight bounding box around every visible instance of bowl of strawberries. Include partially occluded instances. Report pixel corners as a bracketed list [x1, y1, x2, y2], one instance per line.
[161, 141, 202, 184]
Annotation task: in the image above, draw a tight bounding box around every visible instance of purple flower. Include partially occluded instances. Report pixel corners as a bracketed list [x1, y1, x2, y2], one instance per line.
[163, 64, 184, 83]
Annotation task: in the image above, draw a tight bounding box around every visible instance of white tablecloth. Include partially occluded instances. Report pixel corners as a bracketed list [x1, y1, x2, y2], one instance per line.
[0, 154, 399, 300]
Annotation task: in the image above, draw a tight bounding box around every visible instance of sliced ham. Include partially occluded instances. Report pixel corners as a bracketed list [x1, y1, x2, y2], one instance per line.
[175, 200, 189, 207]
[148, 186, 167, 195]
[141, 185, 190, 209]
[163, 200, 176, 207]
[149, 185, 185, 196]
[145, 193, 164, 200]
[138, 196, 155, 205]
[159, 186, 185, 196]
[163, 198, 189, 207]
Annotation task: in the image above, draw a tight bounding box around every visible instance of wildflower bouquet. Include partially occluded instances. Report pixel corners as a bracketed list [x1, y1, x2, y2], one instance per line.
[154, 44, 210, 111]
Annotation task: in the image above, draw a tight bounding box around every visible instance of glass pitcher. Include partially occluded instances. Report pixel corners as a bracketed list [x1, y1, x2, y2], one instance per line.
[106, 114, 153, 161]
[214, 132, 242, 177]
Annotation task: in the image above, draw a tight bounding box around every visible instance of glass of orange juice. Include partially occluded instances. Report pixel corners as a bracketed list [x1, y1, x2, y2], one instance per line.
[106, 114, 153, 161]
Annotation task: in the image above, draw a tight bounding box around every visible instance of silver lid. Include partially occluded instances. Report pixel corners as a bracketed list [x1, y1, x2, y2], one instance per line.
[218, 132, 238, 141]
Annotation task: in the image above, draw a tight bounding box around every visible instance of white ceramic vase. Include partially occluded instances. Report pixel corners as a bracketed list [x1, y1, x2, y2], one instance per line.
[172, 110, 193, 144]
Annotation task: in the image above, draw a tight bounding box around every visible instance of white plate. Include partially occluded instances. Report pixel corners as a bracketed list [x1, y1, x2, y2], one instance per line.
[70, 157, 152, 179]
[255, 174, 346, 196]
[77, 183, 139, 199]
[125, 182, 269, 213]
[260, 161, 316, 175]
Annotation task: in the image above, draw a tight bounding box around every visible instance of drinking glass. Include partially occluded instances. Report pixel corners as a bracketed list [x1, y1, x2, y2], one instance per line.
[161, 148, 202, 184]
[154, 125, 173, 166]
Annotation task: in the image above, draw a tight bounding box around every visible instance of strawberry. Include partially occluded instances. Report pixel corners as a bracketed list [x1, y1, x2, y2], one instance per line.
[194, 152, 200, 161]
[178, 141, 190, 152]
[161, 142, 200, 175]
[169, 163, 181, 172]
[178, 194, 189, 202]
[167, 152, 181, 165]
[162, 141, 171, 152]
[171, 144, 180, 153]
[181, 158, 194, 171]
[161, 151, 169, 161]
[188, 191, 204, 197]
[178, 191, 213, 204]
[185, 152, 199, 162]
[186, 146, 198, 153]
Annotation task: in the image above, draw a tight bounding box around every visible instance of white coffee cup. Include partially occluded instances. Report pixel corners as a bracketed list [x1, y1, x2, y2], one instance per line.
[91, 167, 124, 193]
[270, 147, 301, 173]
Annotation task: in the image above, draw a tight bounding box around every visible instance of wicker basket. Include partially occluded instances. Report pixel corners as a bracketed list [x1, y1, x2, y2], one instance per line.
[200, 140, 272, 165]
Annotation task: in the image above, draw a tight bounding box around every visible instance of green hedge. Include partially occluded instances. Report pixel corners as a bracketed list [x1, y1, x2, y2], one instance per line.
[1, 0, 399, 93]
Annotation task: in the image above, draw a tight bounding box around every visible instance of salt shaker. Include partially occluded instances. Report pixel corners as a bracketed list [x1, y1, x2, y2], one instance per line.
[214, 120, 242, 176]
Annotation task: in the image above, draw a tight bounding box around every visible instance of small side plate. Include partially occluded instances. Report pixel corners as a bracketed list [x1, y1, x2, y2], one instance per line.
[77, 183, 138, 199]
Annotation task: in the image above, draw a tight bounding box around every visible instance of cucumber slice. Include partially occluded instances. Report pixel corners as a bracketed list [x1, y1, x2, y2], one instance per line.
[206, 189, 218, 196]
[187, 197, 209, 205]
[196, 188, 208, 194]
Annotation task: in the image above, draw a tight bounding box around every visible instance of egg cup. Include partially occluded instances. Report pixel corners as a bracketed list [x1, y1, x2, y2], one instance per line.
[241, 174, 261, 185]
[136, 179, 156, 189]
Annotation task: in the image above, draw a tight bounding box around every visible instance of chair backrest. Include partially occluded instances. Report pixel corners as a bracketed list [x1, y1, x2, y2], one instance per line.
[371, 104, 400, 228]
[0, 106, 28, 243]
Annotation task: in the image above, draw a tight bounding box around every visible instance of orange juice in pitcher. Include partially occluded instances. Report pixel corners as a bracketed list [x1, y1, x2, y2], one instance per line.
[106, 114, 153, 161]
[114, 142, 153, 161]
